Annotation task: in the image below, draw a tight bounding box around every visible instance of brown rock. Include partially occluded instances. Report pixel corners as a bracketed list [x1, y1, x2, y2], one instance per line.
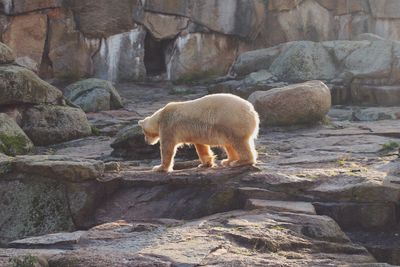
[48, 8, 100, 81]
[144, 0, 192, 16]
[68, 0, 135, 38]
[142, 12, 188, 40]
[3, 0, 62, 14]
[268, 0, 303, 11]
[167, 33, 238, 81]
[3, 13, 47, 72]
[248, 80, 332, 126]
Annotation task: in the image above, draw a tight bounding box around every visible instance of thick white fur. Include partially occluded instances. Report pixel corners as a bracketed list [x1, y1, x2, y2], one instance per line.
[138, 93, 259, 172]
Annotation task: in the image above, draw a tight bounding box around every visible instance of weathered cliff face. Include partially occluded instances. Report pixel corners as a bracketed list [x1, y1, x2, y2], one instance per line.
[1, 0, 400, 83]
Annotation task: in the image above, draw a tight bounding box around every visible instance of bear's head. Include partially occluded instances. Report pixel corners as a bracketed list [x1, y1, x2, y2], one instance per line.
[138, 117, 160, 145]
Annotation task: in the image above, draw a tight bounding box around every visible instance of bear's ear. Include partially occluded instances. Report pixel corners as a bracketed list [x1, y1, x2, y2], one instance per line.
[138, 120, 144, 127]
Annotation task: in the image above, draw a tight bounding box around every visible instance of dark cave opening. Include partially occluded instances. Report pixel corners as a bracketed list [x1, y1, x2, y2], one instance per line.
[143, 32, 174, 77]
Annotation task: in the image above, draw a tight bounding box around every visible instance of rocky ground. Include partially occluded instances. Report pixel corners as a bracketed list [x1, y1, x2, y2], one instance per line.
[1, 82, 400, 266]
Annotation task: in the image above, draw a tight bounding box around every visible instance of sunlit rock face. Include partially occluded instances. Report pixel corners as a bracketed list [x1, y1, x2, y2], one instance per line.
[2, 0, 400, 82]
[166, 33, 239, 82]
[93, 27, 146, 83]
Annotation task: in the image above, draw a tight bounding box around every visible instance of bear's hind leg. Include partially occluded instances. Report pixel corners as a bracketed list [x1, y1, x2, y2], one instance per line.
[221, 144, 239, 167]
[153, 140, 177, 172]
[229, 138, 257, 167]
[195, 144, 216, 168]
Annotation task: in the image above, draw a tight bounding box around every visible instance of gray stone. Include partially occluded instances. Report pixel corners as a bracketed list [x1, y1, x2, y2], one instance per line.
[351, 84, 400, 106]
[352, 107, 400, 121]
[64, 79, 123, 113]
[232, 44, 283, 77]
[11, 155, 105, 182]
[246, 199, 317, 214]
[269, 41, 336, 82]
[322, 40, 370, 62]
[21, 105, 92, 146]
[9, 231, 85, 248]
[0, 42, 14, 64]
[0, 65, 63, 106]
[248, 80, 332, 126]
[0, 113, 33, 156]
[111, 124, 159, 159]
[344, 41, 393, 78]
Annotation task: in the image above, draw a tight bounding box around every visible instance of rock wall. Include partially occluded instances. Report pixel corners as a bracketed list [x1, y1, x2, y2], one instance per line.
[1, 0, 400, 82]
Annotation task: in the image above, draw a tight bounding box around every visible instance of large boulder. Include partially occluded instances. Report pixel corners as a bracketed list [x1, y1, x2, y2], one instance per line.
[0, 65, 63, 106]
[248, 81, 331, 126]
[2, 13, 47, 72]
[144, 0, 191, 17]
[269, 41, 336, 82]
[0, 42, 15, 64]
[0, 113, 33, 156]
[21, 105, 92, 146]
[64, 79, 123, 113]
[67, 0, 135, 38]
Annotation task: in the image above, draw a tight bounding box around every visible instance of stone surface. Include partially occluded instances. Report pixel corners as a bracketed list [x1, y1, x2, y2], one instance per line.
[0, 42, 14, 64]
[3, 13, 47, 72]
[248, 81, 332, 126]
[67, 0, 135, 38]
[21, 105, 92, 146]
[2, 83, 400, 265]
[0, 65, 63, 106]
[93, 27, 146, 82]
[64, 78, 123, 112]
[167, 33, 238, 81]
[0, 113, 33, 156]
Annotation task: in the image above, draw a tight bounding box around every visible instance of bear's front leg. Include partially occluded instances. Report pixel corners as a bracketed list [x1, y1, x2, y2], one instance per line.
[153, 140, 177, 172]
[195, 144, 216, 168]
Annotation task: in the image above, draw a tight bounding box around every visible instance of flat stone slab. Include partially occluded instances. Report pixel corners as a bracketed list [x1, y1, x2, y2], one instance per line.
[246, 199, 317, 214]
[10, 155, 105, 182]
[9, 231, 86, 249]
